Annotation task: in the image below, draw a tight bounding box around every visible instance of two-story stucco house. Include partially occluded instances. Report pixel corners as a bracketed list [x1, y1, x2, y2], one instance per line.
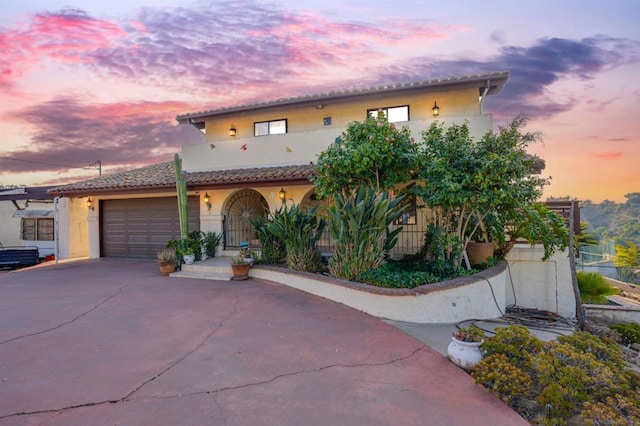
[50, 70, 510, 261]
[49, 70, 579, 320]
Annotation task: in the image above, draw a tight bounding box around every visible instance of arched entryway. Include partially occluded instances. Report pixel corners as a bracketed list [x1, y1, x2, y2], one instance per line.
[222, 189, 269, 249]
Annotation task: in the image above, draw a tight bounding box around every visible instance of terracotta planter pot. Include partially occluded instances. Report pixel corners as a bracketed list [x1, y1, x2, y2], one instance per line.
[466, 242, 495, 265]
[231, 263, 250, 280]
[158, 260, 176, 276]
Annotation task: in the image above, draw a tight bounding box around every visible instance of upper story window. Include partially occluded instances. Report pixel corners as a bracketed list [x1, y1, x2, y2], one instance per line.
[21, 218, 54, 241]
[254, 119, 287, 136]
[368, 105, 409, 123]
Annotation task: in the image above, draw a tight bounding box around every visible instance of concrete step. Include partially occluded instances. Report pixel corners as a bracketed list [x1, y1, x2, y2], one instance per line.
[170, 256, 236, 281]
[170, 270, 232, 281]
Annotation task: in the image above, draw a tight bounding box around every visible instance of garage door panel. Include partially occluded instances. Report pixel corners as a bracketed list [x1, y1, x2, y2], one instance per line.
[101, 196, 199, 258]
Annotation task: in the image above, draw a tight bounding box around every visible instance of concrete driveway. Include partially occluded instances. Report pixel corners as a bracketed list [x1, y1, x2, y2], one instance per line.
[0, 259, 525, 425]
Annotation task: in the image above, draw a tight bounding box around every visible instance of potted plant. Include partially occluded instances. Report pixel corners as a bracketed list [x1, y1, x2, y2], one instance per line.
[203, 231, 222, 259]
[157, 248, 177, 276]
[183, 247, 195, 265]
[447, 324, 485, 369]
[231, 255, 251, 280]
[466, 213, 497, 265]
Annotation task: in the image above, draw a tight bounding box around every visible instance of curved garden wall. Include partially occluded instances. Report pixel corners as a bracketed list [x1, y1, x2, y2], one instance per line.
[250, 262, 508, 324]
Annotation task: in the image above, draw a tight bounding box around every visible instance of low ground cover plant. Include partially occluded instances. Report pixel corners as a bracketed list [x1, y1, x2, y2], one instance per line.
[471, 325, 640, 425]
[610, 322, 640, 346]
[355, 257, 495, 289]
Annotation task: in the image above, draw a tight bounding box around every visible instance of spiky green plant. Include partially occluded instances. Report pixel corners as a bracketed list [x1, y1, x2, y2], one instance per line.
[325, 187, 405, 281]
[265, 204, 325, 272]
[577, 271, 619, 304]
[251, 214, 286, 264]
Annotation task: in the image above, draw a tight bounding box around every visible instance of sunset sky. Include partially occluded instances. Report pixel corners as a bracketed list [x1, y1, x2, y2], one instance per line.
[0, 0, 638, 202]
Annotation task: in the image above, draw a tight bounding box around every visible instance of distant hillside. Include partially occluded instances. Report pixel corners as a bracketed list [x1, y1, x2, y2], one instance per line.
[578, 193, 640, 247]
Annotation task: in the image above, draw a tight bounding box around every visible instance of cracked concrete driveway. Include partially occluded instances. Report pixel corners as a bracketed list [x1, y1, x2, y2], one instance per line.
[0, 259, 525, 425]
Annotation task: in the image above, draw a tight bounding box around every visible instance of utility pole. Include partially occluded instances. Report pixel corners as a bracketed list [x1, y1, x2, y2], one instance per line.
[89, 160, 102, 177]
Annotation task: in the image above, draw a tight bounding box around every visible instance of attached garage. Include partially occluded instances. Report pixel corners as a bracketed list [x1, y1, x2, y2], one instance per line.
[101, 197, 200, 258]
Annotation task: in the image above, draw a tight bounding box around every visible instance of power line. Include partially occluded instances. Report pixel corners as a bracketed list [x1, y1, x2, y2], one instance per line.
[0, 156, 94, 170]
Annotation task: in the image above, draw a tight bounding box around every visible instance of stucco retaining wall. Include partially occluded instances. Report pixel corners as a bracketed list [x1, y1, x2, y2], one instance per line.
[250, 262, 507, 323]
[505, 245, 576, 318]
[584, 305, 640, 324]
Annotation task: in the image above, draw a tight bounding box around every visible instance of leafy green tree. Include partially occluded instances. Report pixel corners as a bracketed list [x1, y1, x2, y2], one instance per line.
[615, 242, 640, 283]
[581, 193, 640, 248]
[577, 222, 599, 247]
[614, 242, 639, 268]
[312, 111, 417, 197]
[413, 117, 561, 267]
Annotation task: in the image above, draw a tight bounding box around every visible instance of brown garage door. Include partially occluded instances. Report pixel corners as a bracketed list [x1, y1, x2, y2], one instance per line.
[101, 197, 200, 258]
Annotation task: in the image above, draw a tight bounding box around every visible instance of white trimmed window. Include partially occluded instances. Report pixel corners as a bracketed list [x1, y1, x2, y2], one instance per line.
[254, 119, 287, 136]
[367, 105, 409, 123]
[21, 218, 54, 241]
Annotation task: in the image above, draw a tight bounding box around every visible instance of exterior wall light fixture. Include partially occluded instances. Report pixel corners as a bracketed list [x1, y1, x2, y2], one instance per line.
[432, 101, 440, 117]
[229, 126, 237, 137]
[204, 193, 212, 211]
[87, 198, 94, 211]
[279, 187, 287, 205]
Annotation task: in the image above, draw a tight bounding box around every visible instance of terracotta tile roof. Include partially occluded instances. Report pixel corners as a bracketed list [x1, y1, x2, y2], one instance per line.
[50, 161, 176, 194]
[188, 164, 315, 185]
[177, 70, 510, 123]
[49, 162, 316, 195]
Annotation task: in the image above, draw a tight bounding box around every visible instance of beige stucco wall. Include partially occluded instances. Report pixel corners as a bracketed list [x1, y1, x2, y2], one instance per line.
[505, 245, 576, 318]
[199, 186, 315, 254]
[59, 197, 90, 259]
[0, 200, 22, 247]
[183, 87, 493, 172]
[249, 265, 507, 323]
[201, 87, 481, 139]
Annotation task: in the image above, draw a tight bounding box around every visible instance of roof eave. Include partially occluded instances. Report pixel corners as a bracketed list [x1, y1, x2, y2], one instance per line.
[176, 71, 510, 124]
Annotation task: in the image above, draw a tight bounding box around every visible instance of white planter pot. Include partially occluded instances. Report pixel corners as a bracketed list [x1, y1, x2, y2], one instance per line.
[183, 254, 195, 265]
[447, 336, 484, 369]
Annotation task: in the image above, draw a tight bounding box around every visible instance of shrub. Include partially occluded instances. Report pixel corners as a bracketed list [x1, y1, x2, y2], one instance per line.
[471, 325, 640, 424]
[251, 214, 286, 265]
[326, 188, 405, 281]
[557, 331, 625, 369]
[356, 266, 438, 288]
[472, 353, 532, 405]
[577, 271, 619, 304]
[481, 325, 543, 370]
[535, 343, 618, 416]
[580, 395, 640, 425]
[266, 204, 325, 272]
[203, 231, 222, 258]
[609, 322, 640, 346]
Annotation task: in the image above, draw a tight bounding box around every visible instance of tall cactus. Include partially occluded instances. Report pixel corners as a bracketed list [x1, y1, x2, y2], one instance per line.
[174, 153, 189, 239]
